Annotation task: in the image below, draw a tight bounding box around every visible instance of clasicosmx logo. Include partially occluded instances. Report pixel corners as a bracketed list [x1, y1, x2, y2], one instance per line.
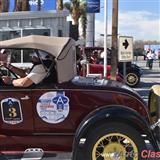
[141, 150, 160, 159]
[101, 150, 160, 159]
[101, 151, 138, 159]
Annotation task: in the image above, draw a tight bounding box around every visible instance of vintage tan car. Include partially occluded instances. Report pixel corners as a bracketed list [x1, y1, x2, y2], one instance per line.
[0, 35, 159, 160]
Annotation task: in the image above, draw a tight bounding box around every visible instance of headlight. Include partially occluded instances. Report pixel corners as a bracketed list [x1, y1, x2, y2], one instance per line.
[149, 85, 160, 141]
[148, 85, 160, 124]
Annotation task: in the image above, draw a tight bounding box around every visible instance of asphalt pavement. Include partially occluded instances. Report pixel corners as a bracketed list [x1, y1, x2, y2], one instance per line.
[134, 60, 160, 102]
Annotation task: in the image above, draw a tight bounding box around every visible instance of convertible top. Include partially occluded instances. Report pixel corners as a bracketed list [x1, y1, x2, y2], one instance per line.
[0, 35, 77, 83]
[0, 35, 73, 58]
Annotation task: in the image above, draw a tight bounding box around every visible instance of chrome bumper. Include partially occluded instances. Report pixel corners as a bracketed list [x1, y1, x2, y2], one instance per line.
[151, 119, 160, 142]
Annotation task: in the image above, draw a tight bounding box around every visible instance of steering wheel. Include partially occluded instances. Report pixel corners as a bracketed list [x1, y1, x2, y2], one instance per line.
[0, 65, 18, 86]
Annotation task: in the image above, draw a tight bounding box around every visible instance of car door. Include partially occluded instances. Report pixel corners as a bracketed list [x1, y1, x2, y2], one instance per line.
[31, 87, 76, 151]
[0, 88, 33, 135]
[32, 86, 98, 133]
[32, 88, 74, 133]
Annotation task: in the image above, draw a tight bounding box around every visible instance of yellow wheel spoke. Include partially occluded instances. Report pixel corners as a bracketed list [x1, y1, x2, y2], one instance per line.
[98, 141, 105, 148]
[116, 135, 125, 143]
[124, 142, 132, 149]
[92, 133, 139, 160]
[105, 136, 113, 143]
[95, 150, 102, 159]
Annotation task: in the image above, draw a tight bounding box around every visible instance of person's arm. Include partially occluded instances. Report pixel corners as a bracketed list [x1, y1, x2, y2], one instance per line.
[8, 64, 27, 77]
[2, 76, 33, 87]
[12, 77, 34, 87]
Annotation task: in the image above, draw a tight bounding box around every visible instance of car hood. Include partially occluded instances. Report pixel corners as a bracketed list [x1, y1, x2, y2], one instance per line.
[70, 76, 146, 106]
[71, 76, 135, 92]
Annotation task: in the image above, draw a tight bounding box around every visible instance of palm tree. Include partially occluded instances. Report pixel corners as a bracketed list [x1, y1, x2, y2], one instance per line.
[57, 0, 63, 10]
[64, 0, 81, 25]
[80, 2, 87, 39]
[0, 0, 9, 12]
[14, 0, 30, 11]
[64, 0, 87, 38]
[22, 0, 30, 11]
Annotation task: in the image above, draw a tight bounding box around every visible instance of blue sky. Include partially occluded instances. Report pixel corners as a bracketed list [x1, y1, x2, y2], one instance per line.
[9, 0, 56, 11]
[97, 0, 159, 20]
[9, 0, 160, 41]
[95, 0, 160, 41]
[64, 0, 160, 41]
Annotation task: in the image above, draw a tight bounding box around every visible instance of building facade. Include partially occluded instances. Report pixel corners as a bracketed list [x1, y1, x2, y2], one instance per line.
[0, 10, 69, 40]
[0, 10, 69, 66]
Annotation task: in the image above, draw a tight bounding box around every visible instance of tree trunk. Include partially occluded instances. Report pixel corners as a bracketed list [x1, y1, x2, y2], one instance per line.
[64, 0, 87, 39]
[22, 0, 30, 11]
[14, 0, 30, 11]
[72, 7, 79, 25]
[111, 0, 118, 80]
[37, 0, 41, 11]
[57, 0, 63, 10]
[81, 14, 87, 39]
[14, 0, 22, 11]
[0, 0, 9, 12]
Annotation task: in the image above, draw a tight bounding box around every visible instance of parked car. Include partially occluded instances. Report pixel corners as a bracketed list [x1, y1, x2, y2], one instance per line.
[82, 47, 142, 87]
[0, 36, 159, 160]
[78, 47, 123, 82]
[118, 62, 142, 87]
[87, 63, 123, 82]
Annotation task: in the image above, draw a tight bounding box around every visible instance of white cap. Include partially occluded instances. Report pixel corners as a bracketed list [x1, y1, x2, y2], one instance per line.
[30, 51, 52, 60]
[0, 49, 6, 54]
[100, 51, 104, 58]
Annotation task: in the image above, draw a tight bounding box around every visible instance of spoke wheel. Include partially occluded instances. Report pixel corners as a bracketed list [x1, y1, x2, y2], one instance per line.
[83, 122, 147, 160]
[92, 133, 138, 160]
[126, 72, 139, 87]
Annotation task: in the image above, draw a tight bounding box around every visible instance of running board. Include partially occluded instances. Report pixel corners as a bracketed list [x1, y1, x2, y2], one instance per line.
[1, 150, 71, 160]
[21, 148, 44, 160]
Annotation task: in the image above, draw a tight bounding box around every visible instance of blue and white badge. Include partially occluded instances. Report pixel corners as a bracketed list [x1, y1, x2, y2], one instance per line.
[36, 91, 70, 124]
[1, 98, 23, 125]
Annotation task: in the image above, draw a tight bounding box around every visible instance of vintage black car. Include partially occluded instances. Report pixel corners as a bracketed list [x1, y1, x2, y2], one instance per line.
[0, 36, 159, 160]
[118, 61, 142, 87]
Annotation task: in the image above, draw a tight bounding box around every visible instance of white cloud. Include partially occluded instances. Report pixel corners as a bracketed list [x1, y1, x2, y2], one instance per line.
[95, 19, 112, 39]
[95, 10, 160, 41]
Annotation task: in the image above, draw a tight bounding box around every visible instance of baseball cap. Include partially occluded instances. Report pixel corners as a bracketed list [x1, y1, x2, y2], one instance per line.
[0, 49, 6, 54]
[30, 51, 52, 60]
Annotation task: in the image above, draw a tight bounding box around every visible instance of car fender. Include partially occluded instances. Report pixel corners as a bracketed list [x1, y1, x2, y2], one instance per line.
[127, 68, 141, 76]
[130, 64, 143, 75]
[72, 105, 159, 159]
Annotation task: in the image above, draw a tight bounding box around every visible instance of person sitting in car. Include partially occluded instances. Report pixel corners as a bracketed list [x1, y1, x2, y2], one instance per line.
[0, 50, 53, 87]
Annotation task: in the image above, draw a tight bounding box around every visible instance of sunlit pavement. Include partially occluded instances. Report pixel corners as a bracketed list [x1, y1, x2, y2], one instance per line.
[134, 60, 160, 103]
[134, 60, 160, 160]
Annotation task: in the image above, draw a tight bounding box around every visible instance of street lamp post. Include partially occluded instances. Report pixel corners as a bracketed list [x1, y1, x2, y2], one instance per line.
[104, 0, 108, 77]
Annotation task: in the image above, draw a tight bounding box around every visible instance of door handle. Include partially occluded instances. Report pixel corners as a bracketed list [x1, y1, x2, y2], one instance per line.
[20, 95, 30, 100]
